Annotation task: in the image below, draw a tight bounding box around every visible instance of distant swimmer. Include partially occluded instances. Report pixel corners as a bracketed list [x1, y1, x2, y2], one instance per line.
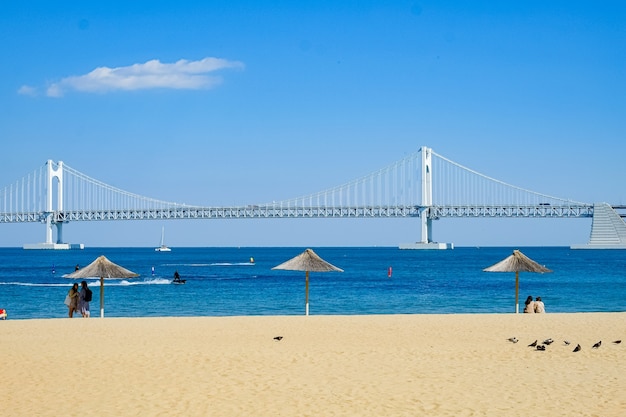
[573, 344, 581, 352]
[592, 341, 602, 349]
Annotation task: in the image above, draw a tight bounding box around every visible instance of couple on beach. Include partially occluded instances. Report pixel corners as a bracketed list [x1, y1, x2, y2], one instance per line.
[524, 296, 545, 313]
[65, 281, 91, 318]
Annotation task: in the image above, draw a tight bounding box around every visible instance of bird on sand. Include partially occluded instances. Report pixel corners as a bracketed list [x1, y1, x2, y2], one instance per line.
[273, 336, 283, 341]
[536, 345, 546, 351]
[573, 344, 581, 352]
[528, 340, 538, 347]
[563, 340, 571, 346]
[592, 341, 601, 349]
[507, 337, 519, 343]
[543, 338, 554, 345]
[613, 340, 621, 344]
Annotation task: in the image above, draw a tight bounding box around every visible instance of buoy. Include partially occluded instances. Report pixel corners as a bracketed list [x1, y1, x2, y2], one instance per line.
[388, 266, 392, 278]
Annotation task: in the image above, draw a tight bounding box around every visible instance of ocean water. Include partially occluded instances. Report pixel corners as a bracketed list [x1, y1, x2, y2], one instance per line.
[0, 246, 625, 320]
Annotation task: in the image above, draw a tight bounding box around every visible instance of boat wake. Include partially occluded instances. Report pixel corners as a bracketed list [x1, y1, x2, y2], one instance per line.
[162, 262, 255, 267]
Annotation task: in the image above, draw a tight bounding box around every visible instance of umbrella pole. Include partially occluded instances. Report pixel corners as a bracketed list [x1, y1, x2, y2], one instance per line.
[305, 271, 309, 316]
[100, 276, 104, 318]
[515, 271, 519, 314]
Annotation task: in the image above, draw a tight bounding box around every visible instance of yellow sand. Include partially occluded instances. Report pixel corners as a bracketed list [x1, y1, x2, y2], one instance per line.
[2, 313, 625, 416]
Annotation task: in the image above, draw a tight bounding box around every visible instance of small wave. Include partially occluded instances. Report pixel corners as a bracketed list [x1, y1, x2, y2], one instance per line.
[0, 278, 172, 287]
[0, 282, 78, 287]
[162, 262, 255, 267]
[88, 278, 172, 286]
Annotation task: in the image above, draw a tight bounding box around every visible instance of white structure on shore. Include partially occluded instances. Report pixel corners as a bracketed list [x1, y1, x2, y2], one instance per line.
[571, 203, 626, 249]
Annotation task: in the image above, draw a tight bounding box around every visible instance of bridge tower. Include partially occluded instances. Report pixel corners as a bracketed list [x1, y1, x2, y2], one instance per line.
[23, 160, 83, 250]
[420, 146, 433, 243]
[46, 160, 64, 245]
[399, 146, 453, 249]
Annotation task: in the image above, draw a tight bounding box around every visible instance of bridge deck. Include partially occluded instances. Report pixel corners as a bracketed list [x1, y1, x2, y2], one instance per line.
[0, 204, 595, 223]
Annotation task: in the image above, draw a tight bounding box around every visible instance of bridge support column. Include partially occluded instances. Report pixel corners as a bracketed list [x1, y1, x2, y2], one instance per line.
[56, 222, 64, 244]
[419, 208, 433, 244]
[45, 215, 53, 245]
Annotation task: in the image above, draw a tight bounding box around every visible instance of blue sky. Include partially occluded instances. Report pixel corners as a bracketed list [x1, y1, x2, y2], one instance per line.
[1, 1, 625, 247]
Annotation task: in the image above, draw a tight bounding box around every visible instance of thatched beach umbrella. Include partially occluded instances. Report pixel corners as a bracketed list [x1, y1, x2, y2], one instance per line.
[483, 249, 552, 313]
[65, 255, 139, 318]
[272, 248, 344, 316]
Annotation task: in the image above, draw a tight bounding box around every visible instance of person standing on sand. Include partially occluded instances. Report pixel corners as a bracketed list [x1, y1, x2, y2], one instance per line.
[534, 296, 545, 313]
[78, 281, 90, 318]
[67, 283, 79, 318]
[523, 295, 535, 313]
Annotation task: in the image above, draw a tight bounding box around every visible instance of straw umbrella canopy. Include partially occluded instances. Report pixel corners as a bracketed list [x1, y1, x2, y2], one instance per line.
[65, 255, 139, 318]
[272, 248, 344, 316]
[483, 249, 552, 313]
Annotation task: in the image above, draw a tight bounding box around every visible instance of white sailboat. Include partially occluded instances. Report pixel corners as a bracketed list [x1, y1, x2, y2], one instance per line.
[155, 227, 171, 252]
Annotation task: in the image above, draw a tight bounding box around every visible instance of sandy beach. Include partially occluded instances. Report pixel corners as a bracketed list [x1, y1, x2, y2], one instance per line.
[2, 313, 625, 416]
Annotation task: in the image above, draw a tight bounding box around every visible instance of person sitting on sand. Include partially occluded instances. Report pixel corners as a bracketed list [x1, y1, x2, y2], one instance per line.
[523, 295, 535, 314]
[534, 296, 545, 313]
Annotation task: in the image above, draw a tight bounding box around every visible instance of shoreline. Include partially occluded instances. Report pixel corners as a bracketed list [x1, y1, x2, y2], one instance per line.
[3, 313, 625, 416]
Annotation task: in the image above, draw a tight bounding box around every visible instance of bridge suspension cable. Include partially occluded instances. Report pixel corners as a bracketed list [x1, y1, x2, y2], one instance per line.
[264, 150, 423, 209]
[61, 163, 184, 212]
[430, 150, 586, 207]
[1, 163, 48, 216]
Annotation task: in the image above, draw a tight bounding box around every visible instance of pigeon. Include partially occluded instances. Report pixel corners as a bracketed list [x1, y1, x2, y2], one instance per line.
[613, 340, 621, 344]
[543, 338, 554, 345]
[563, 340, 571, 346]
[573, 344, 581, 352]
[273, 336, 283, 341]
[528, 340, 538, 347]
[536, 345, 546, 351]
[592, 341, 601, 349]
[507, 337, 519, 343]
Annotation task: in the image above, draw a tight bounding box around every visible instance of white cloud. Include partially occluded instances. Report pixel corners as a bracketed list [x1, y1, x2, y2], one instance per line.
[43, 57, 244, 97]
[17, 85, 38, 96]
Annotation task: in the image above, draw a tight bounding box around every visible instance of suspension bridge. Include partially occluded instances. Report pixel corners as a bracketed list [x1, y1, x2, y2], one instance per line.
[2, 147, 625, 249]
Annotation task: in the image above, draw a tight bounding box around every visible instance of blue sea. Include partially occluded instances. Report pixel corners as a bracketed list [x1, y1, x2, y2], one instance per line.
[1, 247, 625, 319]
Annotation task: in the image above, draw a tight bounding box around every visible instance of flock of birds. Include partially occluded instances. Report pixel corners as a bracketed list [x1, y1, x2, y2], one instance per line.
[507, 337, 621, 352]
[273, 335, 622, 350]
